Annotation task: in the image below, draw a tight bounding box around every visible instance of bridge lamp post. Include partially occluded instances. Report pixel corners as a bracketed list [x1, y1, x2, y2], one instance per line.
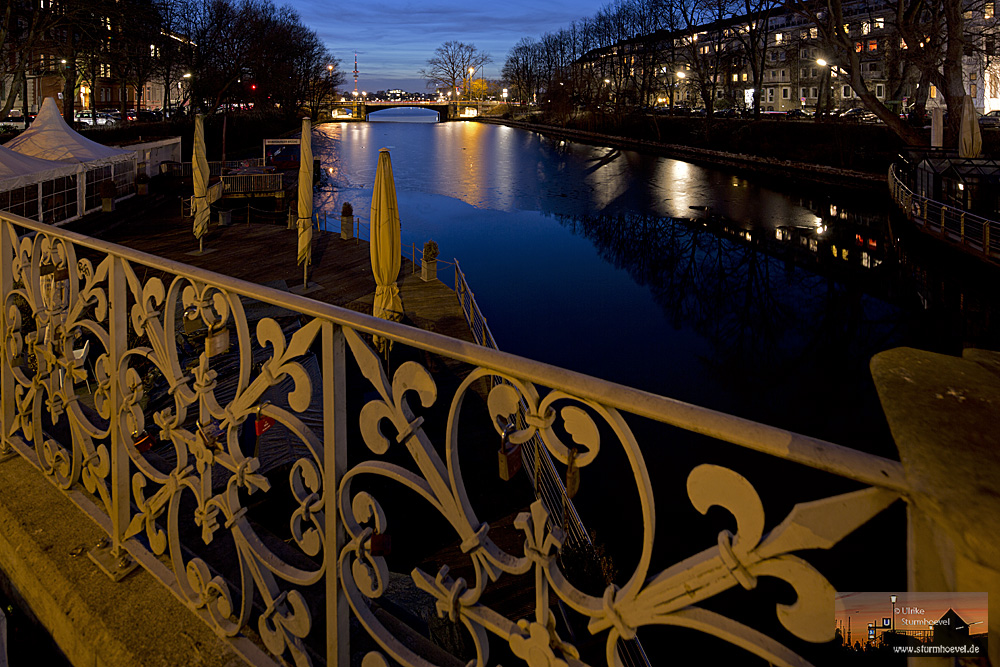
[326, 64, 333, 116]
[468, 67, 475, 102]
[675, 70, 686, 108]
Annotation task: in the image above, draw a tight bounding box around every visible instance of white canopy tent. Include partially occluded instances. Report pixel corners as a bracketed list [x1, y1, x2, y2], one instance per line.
[4, 97, 137, 217]
[0, 144, 82, 224]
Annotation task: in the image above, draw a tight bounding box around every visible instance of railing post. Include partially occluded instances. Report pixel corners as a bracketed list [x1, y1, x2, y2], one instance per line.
[91, 254, 137, 581]
[985, 223, 991, 257]
[0, 221, 12, 451]
[322, 321, 348, 666]
[960, 213, 965, 242]
[940, 206, 946, 234]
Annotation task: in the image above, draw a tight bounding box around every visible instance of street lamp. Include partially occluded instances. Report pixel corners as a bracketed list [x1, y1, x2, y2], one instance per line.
[674, 70, 687, 108]
[890, 594, 897, 637]
[468, 67, 475, 102]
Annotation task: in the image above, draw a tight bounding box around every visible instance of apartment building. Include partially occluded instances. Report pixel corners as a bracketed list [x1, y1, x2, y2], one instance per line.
[581, 0, 999, 115]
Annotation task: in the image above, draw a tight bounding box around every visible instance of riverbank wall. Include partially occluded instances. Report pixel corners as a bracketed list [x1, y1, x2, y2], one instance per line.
[476, 115, 891, 190]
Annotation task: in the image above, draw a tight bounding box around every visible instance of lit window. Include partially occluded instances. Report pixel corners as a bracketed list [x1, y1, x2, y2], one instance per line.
[868, 40, 878, 51]
[742, 73, 748, 81]
[987, 2, 994, 17]
[862, 21, 870, 35]
[733, 73, 739, 82]
[874, 18, 884, 29]
[900, 38, 908, 49]
[929, 84, 937, 99]
[775, 32, 783, 43]
[856, 42, 863, 52]
[810, 28, 818, 38]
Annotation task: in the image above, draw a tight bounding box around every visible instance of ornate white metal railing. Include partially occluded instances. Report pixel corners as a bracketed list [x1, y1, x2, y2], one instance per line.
[453, 261, 651, 667]
[0, 210, 911, 667]
[888, 163, 1000, 260]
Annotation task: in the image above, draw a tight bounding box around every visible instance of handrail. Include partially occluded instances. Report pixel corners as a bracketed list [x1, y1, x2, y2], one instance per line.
[221, 173, 283, 194]
[0, 210, 912, 667]
[888, 163, 999, 260]
[4, 211, 907, 492]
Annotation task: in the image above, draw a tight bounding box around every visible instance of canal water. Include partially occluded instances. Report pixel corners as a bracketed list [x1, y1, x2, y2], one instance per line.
[313, 108, 999, 458]
[311, 109, 998, 664]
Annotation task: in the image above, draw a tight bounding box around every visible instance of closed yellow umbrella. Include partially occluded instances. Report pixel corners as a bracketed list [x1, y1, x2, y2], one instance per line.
[297, 118, 313, 288]
[370, 148, 402, 353]
[959, 95, 982, 159]
[192, 114, 210, 252]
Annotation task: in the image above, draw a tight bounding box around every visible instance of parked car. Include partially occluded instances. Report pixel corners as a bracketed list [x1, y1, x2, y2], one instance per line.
[713, 107, 740, 118]
[979, 110, 1000, 127]
[786, 109, 809, 118]
[840, 107, 877, 122]
[74, 110, 113, 126]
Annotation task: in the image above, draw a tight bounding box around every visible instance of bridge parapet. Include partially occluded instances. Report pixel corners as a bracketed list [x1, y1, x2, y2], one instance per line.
[0, 209, 992, 666]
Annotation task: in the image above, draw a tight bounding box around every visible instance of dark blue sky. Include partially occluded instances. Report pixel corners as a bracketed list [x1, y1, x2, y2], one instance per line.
[289, 0, 609, 92]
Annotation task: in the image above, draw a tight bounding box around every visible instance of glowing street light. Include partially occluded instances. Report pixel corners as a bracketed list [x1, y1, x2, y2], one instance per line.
[816, 58, 828, 67]
[676, 71, 686, 79]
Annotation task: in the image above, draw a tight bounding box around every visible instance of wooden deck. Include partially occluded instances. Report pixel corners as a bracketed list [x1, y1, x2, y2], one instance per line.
[88, 197, 475, 346]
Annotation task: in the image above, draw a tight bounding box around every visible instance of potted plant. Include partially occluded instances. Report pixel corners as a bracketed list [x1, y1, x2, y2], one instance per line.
[135, 171, 150, 195]
[340, 202, 354, 240]
[421, 239, 439, 281]
[99, 180, 117, 212]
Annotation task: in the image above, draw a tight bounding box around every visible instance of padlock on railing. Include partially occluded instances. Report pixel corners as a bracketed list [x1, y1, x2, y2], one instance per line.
[132, 430, 155, 453]
[255, 402, 276, 436]
[197, 420, 224, 449]
[497, 417, 521, 481]
[182, 305, 202, 336]
[205, 322, 230, 358]
[369, 528, 392, 557]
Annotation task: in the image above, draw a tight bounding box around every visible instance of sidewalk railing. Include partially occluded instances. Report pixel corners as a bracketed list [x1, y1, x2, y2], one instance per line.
[181, 181, 225, 217]
[0, 211, 914, 667]
[888, 163, 1000, 260]
[221, 173, 283, 195]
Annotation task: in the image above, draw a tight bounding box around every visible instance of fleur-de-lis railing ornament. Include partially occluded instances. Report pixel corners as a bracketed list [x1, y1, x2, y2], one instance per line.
[0, 214, 909, 667]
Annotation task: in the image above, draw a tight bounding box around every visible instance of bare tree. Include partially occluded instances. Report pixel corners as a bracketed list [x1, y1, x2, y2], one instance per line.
[420, 41, 492, 99]
[786, 0, 926, 144]
[730, 0, 780, 117]
[678, 0, 734, 115]
[502, 37, 540, 106]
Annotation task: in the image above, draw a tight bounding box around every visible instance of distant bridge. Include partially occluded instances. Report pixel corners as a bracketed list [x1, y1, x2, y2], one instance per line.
[329, 100, 501, 121]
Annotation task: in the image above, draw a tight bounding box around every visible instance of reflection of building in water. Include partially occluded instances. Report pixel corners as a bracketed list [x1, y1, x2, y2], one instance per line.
[555, 209, 904, 391]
